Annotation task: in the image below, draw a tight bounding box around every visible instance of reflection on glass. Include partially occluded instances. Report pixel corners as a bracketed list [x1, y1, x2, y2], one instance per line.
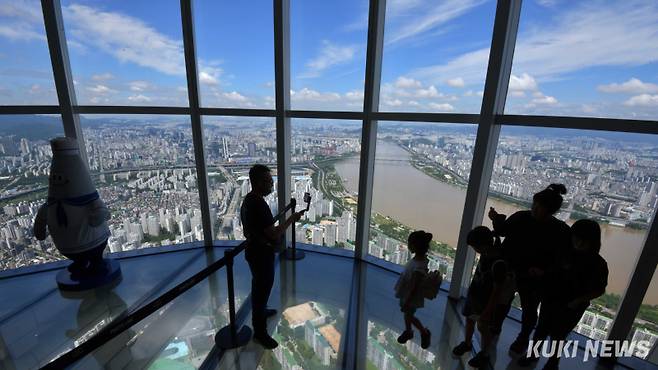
[0, 115, 64, 271]
[260, 301, 346, 369]
[203, 117, 277, 240]
[365, 122, 477, 279]
[291, 119, 362, 250]
[483, 126, 658, 339]
[81, 115, 203, 252]
[628, 272, 658, 364]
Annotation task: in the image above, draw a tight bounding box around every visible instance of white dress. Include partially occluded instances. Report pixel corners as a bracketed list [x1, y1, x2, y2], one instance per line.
[394, 258, 429, 310]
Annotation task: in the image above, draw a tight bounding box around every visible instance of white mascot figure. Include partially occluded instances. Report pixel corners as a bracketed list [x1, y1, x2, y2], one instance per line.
[34, 137, 116, 285]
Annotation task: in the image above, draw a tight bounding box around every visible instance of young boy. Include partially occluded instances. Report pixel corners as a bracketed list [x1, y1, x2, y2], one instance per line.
[452, 226, 514, 368]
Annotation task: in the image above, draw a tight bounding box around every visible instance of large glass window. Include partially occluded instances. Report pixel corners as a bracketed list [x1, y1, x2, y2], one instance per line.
[194, 0, 274, 109]
[203, 116, 276, 240]
[505, 0, 658, 120]
[0, 0, 58, 105]
[379, 0, 496, 113]
[61, 1, 188, 106]
[81, 115, 203, 252]
[483, 125, 658, 338]
[0, 115, 63, 271]
[367, 122, 477, 279]
[292, 119, 362, 251]
[291, 0, 368, 111]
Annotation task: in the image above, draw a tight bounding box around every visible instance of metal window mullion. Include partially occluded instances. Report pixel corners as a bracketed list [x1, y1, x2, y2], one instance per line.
[355, 0, 386, 261]
[181, 0, 213, 246]
[274, 0, 292, 246]
[608, 210, 658, 342]
[449, 0, 522, 298]
[41, 0, 87, 166]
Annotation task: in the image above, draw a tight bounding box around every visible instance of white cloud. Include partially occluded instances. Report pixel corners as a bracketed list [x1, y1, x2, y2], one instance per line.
[64, 4, 185, 75]
[198, 64, 222, 86]
[383, 98, 404, 107]
[395, 76, 422, 89]
[87, 84, 116, 95]
[598, 78, 658, 94]
[624, 94, 658, 107]
[291, 88, 341, 102]
[445, 77, 465, 88]
[428, 102, 455, 111]
[510, 91, 526, 98]
[508, 73, 538, 91]
[345, 90, 364, 101]
[301, 41, 358, 78]
[415, 85, 441, 98]
[129, 81, 152, 92]
[386, 0, 486, 45]
[91, 73, 114, 81]
[127, 94, 152, 103]
[536, 0, 558, 7]
[0, 1, 44, 41]
[412, 1, 658, 86]
[530, 93, 558, 105]
[199, 71, 218, 85]
[221, 91, 248, 103]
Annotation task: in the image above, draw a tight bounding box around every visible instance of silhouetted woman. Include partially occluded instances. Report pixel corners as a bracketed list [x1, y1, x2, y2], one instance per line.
[488, 183, 571, 355]
[519, 219, 608, 370]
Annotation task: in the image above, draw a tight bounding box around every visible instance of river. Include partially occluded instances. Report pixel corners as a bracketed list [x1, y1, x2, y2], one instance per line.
[333, 140, 657, 305]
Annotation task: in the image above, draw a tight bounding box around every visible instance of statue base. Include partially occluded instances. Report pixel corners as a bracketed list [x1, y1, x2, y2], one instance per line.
[57, 258, 122, 291]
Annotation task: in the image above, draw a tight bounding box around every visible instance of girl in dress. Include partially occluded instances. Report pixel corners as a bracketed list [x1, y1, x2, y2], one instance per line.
[395, 230, 433, 349]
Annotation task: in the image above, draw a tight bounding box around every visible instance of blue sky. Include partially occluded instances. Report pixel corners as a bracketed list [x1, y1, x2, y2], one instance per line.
[0, 0, 657, 120]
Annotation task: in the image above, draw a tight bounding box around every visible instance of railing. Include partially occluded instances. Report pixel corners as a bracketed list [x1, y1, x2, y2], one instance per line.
[42, 198, 301, 369]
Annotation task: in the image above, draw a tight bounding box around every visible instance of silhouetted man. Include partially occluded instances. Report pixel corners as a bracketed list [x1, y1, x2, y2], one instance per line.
[241, 164, 304, 349]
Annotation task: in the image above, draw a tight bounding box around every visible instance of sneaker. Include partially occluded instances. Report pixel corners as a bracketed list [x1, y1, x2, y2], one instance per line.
[265, 308, 277, 318]
[397, 330, 413, 344]
[452, 341, 473, 356]
[421, 329, 431, 349]
[509, 336, 529, 355]
[467, 351, 490, 368]
[253, 332, 278, 349]
[517, 353, 539, 367]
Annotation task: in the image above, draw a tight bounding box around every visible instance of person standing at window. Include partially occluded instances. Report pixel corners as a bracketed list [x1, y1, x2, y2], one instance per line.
[241, 164, 304, 349]
[488, 183, 571, 355]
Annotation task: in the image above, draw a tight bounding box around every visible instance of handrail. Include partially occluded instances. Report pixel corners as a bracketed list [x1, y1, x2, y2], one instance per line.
[41, 242, 248, 370]
[42, 197, 301, 369]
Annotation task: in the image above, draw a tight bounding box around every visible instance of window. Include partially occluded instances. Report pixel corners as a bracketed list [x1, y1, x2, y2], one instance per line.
[367, 122, 477, 279]
[379, 0, 496, 113]
[505, 0, 658, 120]
[0, 115, 63, 271]
[292, 119, 362, 250]
[483, 125, 658, 337]
[203, 116, 276, 240]
[194, 0, 274, 109]
[61, 1, 188, 106]
[291, 0, 368, 111]
[629, 271, 658, 364]
[0, 0, 58, 105]
[81, 115, 203, 252]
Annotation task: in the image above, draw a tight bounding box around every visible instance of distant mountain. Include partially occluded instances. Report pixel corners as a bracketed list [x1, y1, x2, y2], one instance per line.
[0, 115, 63, 141]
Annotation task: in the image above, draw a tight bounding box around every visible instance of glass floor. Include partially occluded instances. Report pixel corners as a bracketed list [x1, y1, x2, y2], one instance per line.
[0, 244, 650, 370]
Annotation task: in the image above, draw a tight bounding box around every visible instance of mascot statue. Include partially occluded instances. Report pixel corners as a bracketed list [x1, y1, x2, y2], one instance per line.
[33, 137, 121, 290]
